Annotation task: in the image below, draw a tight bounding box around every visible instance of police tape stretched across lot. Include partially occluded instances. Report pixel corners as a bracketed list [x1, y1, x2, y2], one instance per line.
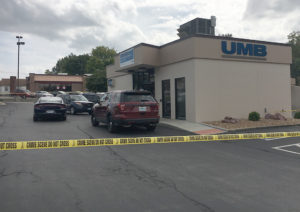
[1, 131, 300, 151]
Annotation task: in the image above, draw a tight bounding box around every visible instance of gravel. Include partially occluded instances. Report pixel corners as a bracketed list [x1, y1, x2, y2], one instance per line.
[204, 118, 300, 130]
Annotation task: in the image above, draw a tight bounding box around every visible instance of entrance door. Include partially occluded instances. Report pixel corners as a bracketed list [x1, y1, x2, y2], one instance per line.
[175, 77, 186, 120]
[162, 80, 171, 118]
[132, 69, 155, 96]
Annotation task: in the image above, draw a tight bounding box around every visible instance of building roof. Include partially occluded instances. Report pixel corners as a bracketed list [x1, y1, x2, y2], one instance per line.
[0, 79, 10, 86]
[0, 78, 26, 86]
[33, 74, 83, 83]
[117, 34, 290, 55]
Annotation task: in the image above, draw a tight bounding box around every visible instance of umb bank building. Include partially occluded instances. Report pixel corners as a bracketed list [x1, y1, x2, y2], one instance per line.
[106, 17, 292, 122]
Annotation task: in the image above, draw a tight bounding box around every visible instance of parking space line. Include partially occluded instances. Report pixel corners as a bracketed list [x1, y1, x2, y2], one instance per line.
[264, 137, 284, 141]
[272, 143, 300, 155]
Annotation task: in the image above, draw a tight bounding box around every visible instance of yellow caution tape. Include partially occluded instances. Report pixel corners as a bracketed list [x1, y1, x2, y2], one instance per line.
[1, 131, 300, 151]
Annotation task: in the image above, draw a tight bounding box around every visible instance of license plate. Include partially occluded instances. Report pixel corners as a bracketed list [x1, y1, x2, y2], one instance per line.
[139, 106, 147, 112]
[46, 110, 55, 114]
[87, 108, 91, 110]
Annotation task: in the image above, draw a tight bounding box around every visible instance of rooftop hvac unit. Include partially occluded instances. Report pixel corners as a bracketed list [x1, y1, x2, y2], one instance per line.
[211, 16, 216, 27]
[177, 16, 216, 39]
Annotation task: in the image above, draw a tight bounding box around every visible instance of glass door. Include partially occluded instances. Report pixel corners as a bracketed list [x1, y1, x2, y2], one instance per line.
[162, 80, 171, 118]
[175, 77, 186, 120]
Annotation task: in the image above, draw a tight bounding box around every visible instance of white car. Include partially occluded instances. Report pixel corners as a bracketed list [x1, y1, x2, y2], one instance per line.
[35, 91, 48, 98]
[41, 93, 54, 97]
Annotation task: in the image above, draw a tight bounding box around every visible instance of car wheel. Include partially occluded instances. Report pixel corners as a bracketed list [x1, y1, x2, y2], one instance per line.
[91, 115, 99, 126]
[70, 107, 76, 115]
[88, 111, 92, 115]
[107, 116, 117, 133]
[33, 116, 38, 122]
[146, 124, 156, 131]
[62, 116, 67, 121]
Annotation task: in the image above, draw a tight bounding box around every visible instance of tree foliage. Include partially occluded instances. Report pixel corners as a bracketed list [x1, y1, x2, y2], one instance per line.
[288, 31, 300, 82]
[45, 69, 52, 74]
[86, 71, 107, 92]
[85, 46, 116, 73]
[85, 46, 116, 92]
[51, 53, 90, 75]
[47, 46, 116, 92]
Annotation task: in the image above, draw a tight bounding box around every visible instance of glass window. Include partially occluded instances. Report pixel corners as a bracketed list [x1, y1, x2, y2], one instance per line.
[70, 95, 88, 101]
[39, 97, 63, 104]
[83, 94, 99, 102]
[132, 69, 155, 96]
[122, 93, 156, 103]
[111, 92, 120, 102]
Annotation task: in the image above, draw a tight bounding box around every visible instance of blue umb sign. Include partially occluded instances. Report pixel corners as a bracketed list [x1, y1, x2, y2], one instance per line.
[120, 48, 134, 67]
[221, 41, 267, 58]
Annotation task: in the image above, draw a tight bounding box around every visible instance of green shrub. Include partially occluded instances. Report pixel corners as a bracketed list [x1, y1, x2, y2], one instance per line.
[294, 112, 300, 119]
[248, 111, 260, 121]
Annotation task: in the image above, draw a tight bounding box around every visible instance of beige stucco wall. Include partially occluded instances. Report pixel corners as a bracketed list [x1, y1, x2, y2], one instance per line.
[107, 36, 292, 78]
[155, 60, 196, 121]
[107, 35, 292, 122]
[107, 45, 159, 78]
[108, 74, 132, 92]
[291, 86, 300, 110]
[71, 83, 83, 92]
[194, 59, 292, 121]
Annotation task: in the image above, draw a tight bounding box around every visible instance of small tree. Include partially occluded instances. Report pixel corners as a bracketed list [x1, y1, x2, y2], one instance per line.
[86, 71, 107, 92]
[248, 111, 260, 121]
[294, 112, 300, 119]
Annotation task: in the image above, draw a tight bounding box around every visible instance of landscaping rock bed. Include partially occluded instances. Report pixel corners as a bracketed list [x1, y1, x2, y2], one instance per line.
[205, 118, 300, 130]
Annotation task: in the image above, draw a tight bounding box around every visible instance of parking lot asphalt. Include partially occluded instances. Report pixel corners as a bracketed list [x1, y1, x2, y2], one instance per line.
[1, 102, 300, 212]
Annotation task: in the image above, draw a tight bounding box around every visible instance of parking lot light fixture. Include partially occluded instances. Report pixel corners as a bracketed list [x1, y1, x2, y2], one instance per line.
[16, 35, 25, 90]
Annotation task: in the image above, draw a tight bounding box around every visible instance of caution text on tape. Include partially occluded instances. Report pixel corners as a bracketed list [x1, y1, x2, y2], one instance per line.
[1, 131, 300, 151]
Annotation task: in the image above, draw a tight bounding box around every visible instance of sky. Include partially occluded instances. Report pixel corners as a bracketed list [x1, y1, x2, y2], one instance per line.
[0, 0, 300, 79]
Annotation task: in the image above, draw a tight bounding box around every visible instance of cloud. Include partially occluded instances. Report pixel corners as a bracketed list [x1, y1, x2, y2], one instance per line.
[241, 0, 300, 42]
[69, 34, 101, 52]
[244, 0, 300, 19]
[2, 0, 298, 80]
[0, 0, 98, 40]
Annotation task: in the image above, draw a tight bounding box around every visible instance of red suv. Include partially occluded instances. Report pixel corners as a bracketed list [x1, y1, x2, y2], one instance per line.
[91, 90, 159, 132]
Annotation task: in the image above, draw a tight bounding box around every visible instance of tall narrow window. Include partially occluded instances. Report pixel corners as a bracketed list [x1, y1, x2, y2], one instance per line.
[175, 77, 186, 120]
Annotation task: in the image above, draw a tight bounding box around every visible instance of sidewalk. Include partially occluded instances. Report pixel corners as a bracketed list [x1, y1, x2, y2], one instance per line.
[160, 118, 226, 135]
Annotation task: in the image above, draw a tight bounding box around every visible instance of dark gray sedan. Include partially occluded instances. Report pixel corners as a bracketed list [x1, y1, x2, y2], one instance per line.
[33, 97, 67, 121]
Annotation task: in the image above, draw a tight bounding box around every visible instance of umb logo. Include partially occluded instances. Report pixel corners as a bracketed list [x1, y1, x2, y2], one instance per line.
[221, 41, 267, 58]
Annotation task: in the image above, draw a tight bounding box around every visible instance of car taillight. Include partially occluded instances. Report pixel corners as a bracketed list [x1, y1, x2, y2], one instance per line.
[150, 104, 159, 112]
[114, 104, 126, 114]
[59, 104, 66, 109]
[34, 104, 41, 109]
[119, 104, 126, 111]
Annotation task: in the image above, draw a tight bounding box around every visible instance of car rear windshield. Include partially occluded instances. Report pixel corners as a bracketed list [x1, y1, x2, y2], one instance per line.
[84, 95, 99, 102]
[39, 98, 63, 104]
[122, 93, 156, 103]
[70, 95, 88, 101]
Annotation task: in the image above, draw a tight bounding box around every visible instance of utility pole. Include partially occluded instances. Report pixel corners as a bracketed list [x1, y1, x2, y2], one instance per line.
[16, 36, 25, 90]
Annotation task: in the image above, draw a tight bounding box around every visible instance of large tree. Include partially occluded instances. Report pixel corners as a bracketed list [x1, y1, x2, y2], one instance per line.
[288, 31, 300, 83]
[86, 71, 107, 92]
[51, 53, 90, 75]
[85, 46, 116, 73]
[86, 46, 116, 92]
[47, 46, 116, 92]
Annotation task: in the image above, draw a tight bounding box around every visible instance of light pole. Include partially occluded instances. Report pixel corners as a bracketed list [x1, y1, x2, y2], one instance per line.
[16, 36, 25, 90]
